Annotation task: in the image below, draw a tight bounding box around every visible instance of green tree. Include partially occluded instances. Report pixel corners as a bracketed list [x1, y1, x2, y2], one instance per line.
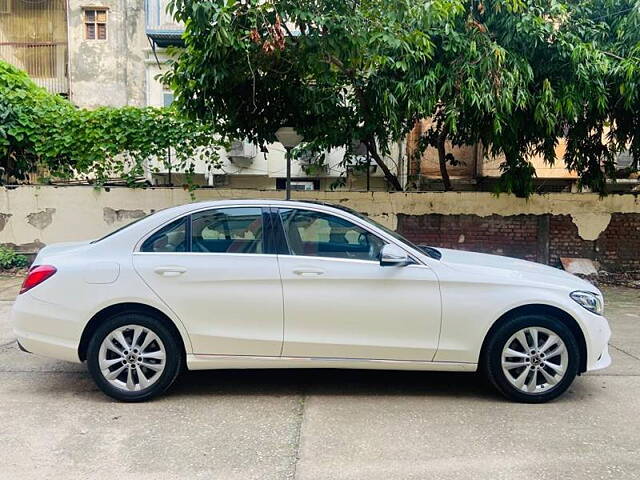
[166, 0, 639, 196]
[416, 0, 639, 196]
[0, 60, 222, 186]
[164, 0, 469, 190]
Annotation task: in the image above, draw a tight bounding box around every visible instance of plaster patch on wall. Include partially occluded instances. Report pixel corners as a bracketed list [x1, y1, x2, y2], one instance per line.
[368, 212, 397, 231]
[27, 208, 55, 230]
[103, 207, 147, 225]
[0, 213, 12, 232]
[570, 213, 612, 241]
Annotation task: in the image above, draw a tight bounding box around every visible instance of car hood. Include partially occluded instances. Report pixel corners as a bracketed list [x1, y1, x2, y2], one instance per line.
[434, 247, 597, 292]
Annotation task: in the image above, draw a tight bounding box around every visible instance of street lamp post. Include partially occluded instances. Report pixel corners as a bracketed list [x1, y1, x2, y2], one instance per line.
[275, 127, 303, 201]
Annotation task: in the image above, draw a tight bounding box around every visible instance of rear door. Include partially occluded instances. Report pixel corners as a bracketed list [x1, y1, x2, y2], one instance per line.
[132, 206, 284, 356]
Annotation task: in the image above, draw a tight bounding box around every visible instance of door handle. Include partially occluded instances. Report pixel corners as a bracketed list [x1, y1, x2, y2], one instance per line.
[154, 266, 187, 277]
[292, 268, 325, 277]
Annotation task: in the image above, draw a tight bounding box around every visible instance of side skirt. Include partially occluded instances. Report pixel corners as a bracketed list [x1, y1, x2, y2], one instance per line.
[187, 354, 478, 372]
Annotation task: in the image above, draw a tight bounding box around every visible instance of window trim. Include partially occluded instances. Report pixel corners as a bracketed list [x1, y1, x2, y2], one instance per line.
[268, 207, 290, 255]
[83, 7, 108, 41]
[132, 203, 426, 266]
[134, 206, 271, 255]
[274, 206, 389, 263]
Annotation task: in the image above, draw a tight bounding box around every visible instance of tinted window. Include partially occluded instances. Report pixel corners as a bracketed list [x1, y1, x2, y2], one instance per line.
[140, 217, 187, 253]
[279, 209, 384, 261]
[191, 208, 264, 254]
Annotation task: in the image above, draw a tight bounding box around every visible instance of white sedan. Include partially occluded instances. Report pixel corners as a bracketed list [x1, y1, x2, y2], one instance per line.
[11, 200, 611, 402]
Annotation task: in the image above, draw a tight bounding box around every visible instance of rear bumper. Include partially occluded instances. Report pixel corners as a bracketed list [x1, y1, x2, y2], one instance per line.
[11, 293, 83, 364]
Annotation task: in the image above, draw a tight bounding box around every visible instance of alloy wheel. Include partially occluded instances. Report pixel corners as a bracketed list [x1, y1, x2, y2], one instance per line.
[501, 326, 568, 394]
[98, 324, 166, 392]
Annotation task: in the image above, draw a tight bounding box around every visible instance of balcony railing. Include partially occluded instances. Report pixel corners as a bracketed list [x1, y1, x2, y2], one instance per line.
[0, 0, 69, 95]
[0, 42, 68, 94]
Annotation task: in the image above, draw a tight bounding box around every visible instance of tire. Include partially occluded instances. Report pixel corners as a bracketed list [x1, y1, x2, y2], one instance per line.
[482, 314, 580, 403]
[87, 312, 183, 402]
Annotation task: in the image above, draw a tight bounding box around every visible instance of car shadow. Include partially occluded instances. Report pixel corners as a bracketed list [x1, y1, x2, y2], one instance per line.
[170, 368, 503, 402]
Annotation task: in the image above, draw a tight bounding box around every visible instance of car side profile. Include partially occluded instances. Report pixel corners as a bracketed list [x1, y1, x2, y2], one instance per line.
[11, 200, 611, 402]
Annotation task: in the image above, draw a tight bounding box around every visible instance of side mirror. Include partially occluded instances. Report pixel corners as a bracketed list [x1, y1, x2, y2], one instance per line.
[380, 244, 412, 267]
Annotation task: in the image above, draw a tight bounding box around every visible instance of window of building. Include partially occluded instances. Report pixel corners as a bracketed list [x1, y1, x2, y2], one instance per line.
[84, 8, 107, 40]
[163, 92, 174, 107]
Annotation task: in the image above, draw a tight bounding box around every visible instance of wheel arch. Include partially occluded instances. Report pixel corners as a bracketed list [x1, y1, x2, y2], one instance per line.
[78, 302, 188, 362]
[479, 304, 588, 374]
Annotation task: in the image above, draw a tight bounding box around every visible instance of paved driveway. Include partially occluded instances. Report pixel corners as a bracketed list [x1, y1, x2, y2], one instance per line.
[0, 277, 639, 479]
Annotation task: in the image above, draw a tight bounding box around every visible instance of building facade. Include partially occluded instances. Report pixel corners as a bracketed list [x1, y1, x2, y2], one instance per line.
[1, 0, 398, 191]
[1, 0, 635, 192]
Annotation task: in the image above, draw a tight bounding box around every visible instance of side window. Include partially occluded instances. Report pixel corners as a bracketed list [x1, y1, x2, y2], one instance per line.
[279, 209, 384, 261]
[140, 217, 187, 253]
[191, 208, 264, 254]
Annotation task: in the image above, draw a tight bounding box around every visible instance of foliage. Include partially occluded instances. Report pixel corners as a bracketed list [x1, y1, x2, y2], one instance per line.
[414, 0, 640, 196]
[165, 0, 640, 197]
[0, 60, 223, 187]
[0, 245, 29, 269]
[164, 0, 467, 190]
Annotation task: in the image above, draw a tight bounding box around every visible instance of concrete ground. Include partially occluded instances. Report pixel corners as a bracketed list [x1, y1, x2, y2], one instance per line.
[0, 276, 638, 480]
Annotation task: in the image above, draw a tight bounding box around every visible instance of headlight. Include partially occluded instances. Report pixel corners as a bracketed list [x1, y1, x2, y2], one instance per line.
[570, 291, 604, 315]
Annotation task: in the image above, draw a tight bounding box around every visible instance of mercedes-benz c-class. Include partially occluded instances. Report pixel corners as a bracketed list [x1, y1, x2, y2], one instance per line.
[11, 200, 611, 402]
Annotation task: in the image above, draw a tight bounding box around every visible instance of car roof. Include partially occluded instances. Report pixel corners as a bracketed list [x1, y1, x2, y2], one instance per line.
[167, 199, 349, 214]
[186, 199, 335, 207]
[92, 199, 354, 248]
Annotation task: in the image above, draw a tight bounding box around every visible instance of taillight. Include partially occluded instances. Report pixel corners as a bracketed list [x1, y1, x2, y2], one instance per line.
[20, 265, 57, 294]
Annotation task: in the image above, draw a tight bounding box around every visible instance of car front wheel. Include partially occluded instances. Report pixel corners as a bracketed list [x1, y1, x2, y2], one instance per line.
[483, 314, 580, 403]
[87, 312, 183, 402]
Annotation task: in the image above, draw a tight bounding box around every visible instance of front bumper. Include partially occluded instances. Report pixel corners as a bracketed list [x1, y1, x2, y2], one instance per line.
[589, 342, 611, 371]
[582, 311, 612, 372]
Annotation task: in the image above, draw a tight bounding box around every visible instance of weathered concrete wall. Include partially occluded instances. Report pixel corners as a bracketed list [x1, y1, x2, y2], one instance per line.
[68, 0, 147, 107]
[1, 186, 639, 270]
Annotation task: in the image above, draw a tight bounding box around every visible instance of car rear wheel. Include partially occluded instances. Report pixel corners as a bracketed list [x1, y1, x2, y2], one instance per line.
[87, 312, 183, 402]
[483, 314, 580, 403]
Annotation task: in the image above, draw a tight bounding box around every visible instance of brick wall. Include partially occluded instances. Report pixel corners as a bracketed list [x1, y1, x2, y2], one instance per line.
[548, 215, 595, 267]
[597, 213, 640, 272]
[397, 214, 541, 262]
[398, 212, 640, 272]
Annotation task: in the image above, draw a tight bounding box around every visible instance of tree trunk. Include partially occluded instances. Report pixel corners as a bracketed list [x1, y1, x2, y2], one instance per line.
[364, 138, 403, 191]
[437, 126, 452, 191]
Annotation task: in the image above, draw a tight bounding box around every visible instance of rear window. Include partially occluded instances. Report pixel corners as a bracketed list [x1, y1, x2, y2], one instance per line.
[140, 217, 188, 253]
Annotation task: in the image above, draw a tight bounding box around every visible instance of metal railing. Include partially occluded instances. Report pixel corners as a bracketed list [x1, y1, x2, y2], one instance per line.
[0, 0, 68, 95]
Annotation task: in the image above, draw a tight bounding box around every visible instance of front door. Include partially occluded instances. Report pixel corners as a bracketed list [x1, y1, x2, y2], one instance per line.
[133, 207, 283, 356]
[276, 207, 441, 361]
